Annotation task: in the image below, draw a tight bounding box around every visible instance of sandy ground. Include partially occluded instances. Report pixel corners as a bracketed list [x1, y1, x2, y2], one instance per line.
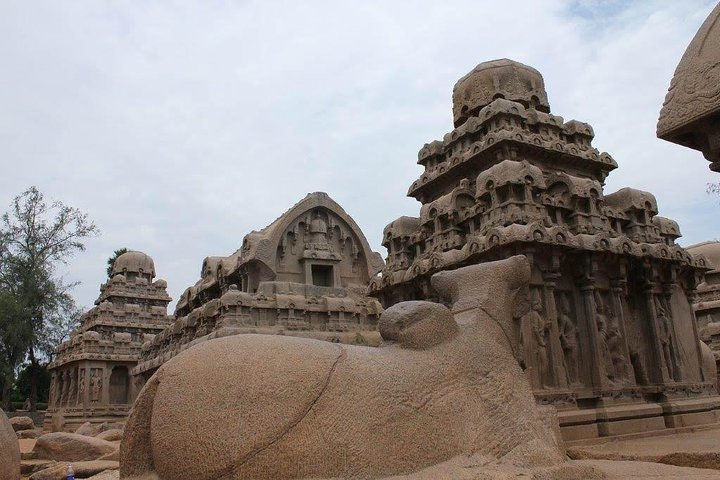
[575, 459, 720, 479]
[17, 429, 720, 479]
[568, 428, 720, 470]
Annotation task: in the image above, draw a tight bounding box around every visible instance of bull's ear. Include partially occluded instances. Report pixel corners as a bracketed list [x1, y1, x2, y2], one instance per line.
[379, 301, 457, 349]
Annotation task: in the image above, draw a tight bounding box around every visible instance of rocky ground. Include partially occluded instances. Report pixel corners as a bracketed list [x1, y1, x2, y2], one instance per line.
[11, 415, 720, 479]
[11, 416, 121, 480]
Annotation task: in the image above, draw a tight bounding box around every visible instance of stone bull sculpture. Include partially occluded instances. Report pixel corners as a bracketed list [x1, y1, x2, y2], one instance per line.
[121, 256, 565, 479]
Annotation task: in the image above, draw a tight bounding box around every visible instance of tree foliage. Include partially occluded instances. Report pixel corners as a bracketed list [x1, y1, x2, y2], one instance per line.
[13, 362, 50, 404]
[709, 182, 720, 197]
[106, 248, 128, 277]
[0, 186, 97, 409]
[0, 290, 31, 405]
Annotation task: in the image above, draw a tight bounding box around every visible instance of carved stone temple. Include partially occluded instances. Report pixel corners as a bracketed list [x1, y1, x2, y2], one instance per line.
[369, 58, 719, 441]
[132, 192, 384, 383]
[689, 241, 720, 387]
[657, 2, 720, 173]
[45, 251, 173, 432]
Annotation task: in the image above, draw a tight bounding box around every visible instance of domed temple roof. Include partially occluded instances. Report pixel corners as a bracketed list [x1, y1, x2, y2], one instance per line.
[657, 3, 720, 171]
[112, 251, 156, 278]
[452, 58, 550, 127]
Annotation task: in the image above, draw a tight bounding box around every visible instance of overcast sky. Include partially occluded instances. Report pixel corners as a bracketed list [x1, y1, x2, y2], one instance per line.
[1, 0, 718, 312]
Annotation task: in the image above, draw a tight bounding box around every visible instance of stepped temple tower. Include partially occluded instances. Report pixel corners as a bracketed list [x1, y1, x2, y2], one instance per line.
[133, 192, 384, 383]
[369, 59, 718, 442]
[45, 251, 173, 431]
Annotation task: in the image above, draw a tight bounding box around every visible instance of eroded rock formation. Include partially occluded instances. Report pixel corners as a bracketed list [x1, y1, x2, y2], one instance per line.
[0, 408, 20, 480]
[120, 256, 566, 480]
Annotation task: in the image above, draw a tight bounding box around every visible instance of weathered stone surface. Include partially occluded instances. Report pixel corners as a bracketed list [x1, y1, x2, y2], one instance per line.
[452, 58, 550, 127]
[657, 3, 720, 172]
[32, 432, 116, 462]
[121, 257, 570, 480]
[0, 408, 20, 480]
[17, 429, 41, 439]
[97, 447, 119, 462]
[18, 438, 36, 457]
[378, 300, 457, 349]
[574, 459, 720, 479]
[86, 471, 119, 480]
[75, 421, 99, 437]
[9, 416, 34, 432]
[567, 428, 720, 471]
[95, 429, 123, 442]
[29, 460, 118, 480]
[691, 241, 720, 390]
[382, 454, 601, 479]
[20, 459, 56, 475]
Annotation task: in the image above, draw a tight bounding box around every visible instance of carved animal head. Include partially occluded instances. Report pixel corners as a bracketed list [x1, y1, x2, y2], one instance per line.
[431, 255, 530, 354]
[379, 301, 457, 349]
[431, 255, 530, 314]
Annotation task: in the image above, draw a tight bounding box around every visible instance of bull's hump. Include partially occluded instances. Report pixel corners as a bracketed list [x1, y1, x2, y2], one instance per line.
[151, 335, 344, 480]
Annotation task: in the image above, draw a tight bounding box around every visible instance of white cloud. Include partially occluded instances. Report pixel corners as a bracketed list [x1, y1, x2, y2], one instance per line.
[0, 0, 716, 311]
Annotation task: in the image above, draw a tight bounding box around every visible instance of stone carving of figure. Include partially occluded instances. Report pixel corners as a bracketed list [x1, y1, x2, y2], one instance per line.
[291, 226, 298, 254]
[310, 212, 329, 246]
[557, 294, 580, 386]
[606, 314, 628, 384]
[521, 291, 551, 389]
[656, 305, 676, 381]
[90, 370, 102, 403]
[595, 299, 616, 383]
[78, 369, 85, 402]
[68, 369, 77, 406]
[279, 235, 287, 259]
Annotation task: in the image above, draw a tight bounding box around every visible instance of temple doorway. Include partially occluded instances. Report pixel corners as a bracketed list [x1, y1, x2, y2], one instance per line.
[109, 366, 130, 404]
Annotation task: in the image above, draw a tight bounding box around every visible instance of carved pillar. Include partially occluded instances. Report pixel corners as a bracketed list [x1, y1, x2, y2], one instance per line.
[610, 273, 636, 385]
[581, 282, 608, 390]
[643, 274, 671, 384]
[683, 270, 709, 382]
[576, 255, 608, 391]
[661, 281, 683, 382]
[68, 368, 77, 406]
[59, 370, 66, 406]
[543, 268, 568, 389]
[82, 364, 90, 408]
[102, 367, 111, 405]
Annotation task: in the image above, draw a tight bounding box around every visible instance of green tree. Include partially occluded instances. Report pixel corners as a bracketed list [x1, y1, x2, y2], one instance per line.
[106, 248, 128, 277]
[12, 361, 51, 406]
[0, 186, 98, 411]
[0, 290, 31, 409]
